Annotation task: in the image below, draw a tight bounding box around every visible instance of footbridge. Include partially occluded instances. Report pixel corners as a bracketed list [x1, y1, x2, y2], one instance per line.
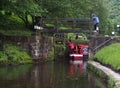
[34, 18, 93, 34]
[34, 18, 120, 58]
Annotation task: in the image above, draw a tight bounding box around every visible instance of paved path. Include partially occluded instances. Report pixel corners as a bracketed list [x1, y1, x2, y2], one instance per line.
[88, 61, 120, 88]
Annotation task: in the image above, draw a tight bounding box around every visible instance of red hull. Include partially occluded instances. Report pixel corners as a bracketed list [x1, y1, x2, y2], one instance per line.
[68, 42, 89, 61]
[70, 54, 83, 61]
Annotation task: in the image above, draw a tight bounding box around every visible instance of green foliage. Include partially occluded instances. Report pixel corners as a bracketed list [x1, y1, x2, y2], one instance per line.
[94, 43, 120, 70]
[9, 0, 42, 16]
[0, 0, 113, 35]
[0, 43, 32, 64]
[68, 33, 75, 39]
[67, 33, 88, 44]
[48, 47, 54, 60]
[0, 52, 7, 63]
[108, 0, 120, 34]
[0, 13, 33, 35]
[0, 0, 42, 29]
[54, 44, 66, 57]
[109, 0, 120, 24]
[108, 77, 116, 88]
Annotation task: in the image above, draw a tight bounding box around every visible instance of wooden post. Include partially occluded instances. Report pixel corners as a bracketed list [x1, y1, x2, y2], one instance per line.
[72, 19, 76, 30]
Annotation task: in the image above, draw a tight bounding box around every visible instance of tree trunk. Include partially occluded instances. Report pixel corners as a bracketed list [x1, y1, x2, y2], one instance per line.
[18, 15, 31, 29]
[25, 15, 30, 28]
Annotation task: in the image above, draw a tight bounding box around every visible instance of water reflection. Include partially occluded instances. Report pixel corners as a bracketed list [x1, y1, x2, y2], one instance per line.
[67, 61, 88, 88]
[0, 61, 107, 88]
[0, 65, 32, 80]
[28, 63, 54, 88]
[68, 61, 86, 78]
[0, 64, 32, 88]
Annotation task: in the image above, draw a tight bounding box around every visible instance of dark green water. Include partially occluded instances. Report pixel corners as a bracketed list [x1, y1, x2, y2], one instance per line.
[0, 61, 107, 88]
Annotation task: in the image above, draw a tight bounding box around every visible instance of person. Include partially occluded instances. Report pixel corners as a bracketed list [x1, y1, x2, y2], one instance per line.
[92, 14, 99, 32]
[75, 33, 78, 39]
[68, 38, 74, 54]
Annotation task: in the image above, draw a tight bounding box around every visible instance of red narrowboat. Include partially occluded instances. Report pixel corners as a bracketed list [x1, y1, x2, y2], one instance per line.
[68, 42, 89, 63]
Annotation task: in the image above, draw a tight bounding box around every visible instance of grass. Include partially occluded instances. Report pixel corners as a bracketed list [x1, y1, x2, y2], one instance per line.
[94, 43, 120, 70]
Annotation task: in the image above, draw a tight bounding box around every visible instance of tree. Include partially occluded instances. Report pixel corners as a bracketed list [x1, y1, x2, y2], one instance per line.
[107, 0, 120, 34]
[0, 0, 111, 34]
[87, 0, 110, 34]
[35, 0, 72, 18]
[6, 0, 42, 29]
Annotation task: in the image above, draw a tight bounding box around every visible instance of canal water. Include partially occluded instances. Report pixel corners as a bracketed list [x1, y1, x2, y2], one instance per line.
[0, 61, 107, 88]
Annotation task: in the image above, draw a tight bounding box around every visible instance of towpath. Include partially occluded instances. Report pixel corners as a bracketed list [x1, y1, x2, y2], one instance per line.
[88, 61, 120, 88]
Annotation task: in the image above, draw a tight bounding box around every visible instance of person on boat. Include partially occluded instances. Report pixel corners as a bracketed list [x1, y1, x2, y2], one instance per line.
[75, 33, 79, 39]
[68, 42, 74, 54]
[68, 38, 74, 54]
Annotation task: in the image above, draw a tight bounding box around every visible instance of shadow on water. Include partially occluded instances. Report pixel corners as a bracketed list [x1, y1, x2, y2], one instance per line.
[0, 60, 107, 88]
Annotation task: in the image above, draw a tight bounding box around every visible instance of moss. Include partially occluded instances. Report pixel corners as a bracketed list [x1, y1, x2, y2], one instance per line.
[54, 44, 66, 58]
[0, 43, 32, 65]
[48, 47, 54, 61]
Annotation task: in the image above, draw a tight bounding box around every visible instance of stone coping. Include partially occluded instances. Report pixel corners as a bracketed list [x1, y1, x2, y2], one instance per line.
[88, 61, 120, 88]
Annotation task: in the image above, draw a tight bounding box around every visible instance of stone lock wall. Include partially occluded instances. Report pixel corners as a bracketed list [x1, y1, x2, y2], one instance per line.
[3, 35, 53, 60]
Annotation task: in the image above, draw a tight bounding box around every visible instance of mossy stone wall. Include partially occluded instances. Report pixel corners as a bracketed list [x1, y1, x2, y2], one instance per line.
[2, 35, 54, 61]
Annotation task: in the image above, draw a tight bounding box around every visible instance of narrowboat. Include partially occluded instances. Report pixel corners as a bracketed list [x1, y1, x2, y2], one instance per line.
[68, 41, 89, 63]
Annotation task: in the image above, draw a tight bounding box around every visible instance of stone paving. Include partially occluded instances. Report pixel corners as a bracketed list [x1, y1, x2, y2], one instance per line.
[88, 61, 120, 88]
